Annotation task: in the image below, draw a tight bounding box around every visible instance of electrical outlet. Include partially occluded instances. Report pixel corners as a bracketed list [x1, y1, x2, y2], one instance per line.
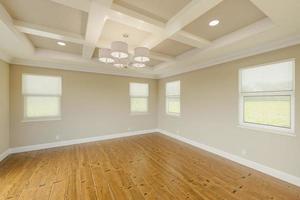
[55, 135, 60, 140]
[127, 128, 132, 131]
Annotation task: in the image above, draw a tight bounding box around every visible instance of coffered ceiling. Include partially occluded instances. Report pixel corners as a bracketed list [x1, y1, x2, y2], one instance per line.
[0, 0, 300, 78]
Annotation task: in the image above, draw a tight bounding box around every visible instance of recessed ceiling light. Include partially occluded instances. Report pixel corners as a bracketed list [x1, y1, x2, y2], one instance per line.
[209, 19, 220, 27]
[57, 41, 66, 46]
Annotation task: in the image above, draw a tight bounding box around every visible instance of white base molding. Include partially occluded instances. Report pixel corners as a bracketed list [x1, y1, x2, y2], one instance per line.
[2, 128, 300, 187]
[157, 129, 300, 187]
[8, 129, 156, 154]
[0, 149, 11, 162]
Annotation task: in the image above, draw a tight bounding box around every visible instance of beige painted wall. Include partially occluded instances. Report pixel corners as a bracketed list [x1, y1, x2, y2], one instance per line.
[0, 60, 10, 155]
[10, 65, 158, 147]
[158, 44, 300, 177]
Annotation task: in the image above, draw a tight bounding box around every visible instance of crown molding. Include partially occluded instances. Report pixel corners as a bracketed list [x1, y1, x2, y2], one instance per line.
[11, 57, 158, 79]
[158, 34, 300, 78]
[10, 49, 158, 79]
[0, 50, 12, 63]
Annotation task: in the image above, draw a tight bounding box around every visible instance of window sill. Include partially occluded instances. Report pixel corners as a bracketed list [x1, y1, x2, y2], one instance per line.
[166, 113, 181, 117]
[22, 118, 61, 123]
[238, 124, 295, 137]
[130, 112, 149, 116]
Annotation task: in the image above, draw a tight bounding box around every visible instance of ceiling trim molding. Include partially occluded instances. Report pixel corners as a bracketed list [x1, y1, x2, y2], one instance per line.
[154, 17, 274, 71]
[141, 0, 221, 49]
[82, 0, 112, 58]
[6, 34, 300, 80]
[11, 49, 157, 79]
[158, 34, 300, 78]
[0, 50, 12, 63]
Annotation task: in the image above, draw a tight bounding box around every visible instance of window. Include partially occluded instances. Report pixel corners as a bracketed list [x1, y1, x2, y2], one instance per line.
[130, 83, 149, 113]
[22, 74, 62, 121]
[239, 59, 295, 134]
[166, 81, 180, 116]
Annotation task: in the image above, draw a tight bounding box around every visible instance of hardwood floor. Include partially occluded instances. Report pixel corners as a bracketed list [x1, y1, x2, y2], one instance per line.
[0, 133, 299, 200]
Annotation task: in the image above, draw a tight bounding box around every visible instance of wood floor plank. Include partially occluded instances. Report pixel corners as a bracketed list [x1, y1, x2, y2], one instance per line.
[0, 133, 299, 200]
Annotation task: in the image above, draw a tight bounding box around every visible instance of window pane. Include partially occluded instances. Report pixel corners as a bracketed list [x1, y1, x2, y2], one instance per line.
[25, 96, 60, 118]
[166, 81, 180, 96]
[167, 97, 180, 114]
[131, 97, 148, 113]
[241, 61, 293, 92]
[23, 74, 62, 95]
[244, 96, 291, 128]
[130, 83, 149, 97]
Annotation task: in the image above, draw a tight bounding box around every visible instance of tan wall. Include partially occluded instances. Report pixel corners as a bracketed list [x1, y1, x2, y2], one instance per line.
[10, 65, 158, 147]
[158, 45, 300, 177]
[0, 60, 10, 155]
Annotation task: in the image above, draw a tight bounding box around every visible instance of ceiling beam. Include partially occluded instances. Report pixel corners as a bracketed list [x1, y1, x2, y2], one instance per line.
[14, 20, 85, 44]
[82, 0, 112, 59]
[51, 0, 89, 12]
[142, 0, 222, 49]
[171, 31, 210, 49]
[0, 2, 34, 58]
[14, 20, 174, 62]
[154, 17, 274, 71]
[50, 0, 212, 49]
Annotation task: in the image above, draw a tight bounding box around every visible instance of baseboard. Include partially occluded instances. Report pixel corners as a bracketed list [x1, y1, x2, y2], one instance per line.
[157, 129, 300, 187]
[10, 129, 157, 154]
[0, 149, 11, 162]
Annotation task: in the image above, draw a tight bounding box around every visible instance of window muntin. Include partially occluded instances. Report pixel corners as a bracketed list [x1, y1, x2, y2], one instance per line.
[239, 60, 295, 134]
[166, 81, 180, 116]
[22, 74, 62, 120]
[130, 83, 149, 113]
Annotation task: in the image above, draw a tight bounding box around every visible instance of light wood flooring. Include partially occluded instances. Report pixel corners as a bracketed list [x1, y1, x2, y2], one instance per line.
[0, 133, 300, 200]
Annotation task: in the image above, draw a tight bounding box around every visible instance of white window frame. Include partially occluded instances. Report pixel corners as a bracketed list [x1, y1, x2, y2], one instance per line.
[238, 59, 295, 136]
[129, 82, 149, 115]
[22, 74, 62, 122]
[166, 80, 181, 116]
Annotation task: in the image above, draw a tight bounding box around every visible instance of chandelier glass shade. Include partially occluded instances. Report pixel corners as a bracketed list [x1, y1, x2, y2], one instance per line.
[98, 48, 114, 64]
[111, 41, 129, 59]
[133, 47, 150, 63]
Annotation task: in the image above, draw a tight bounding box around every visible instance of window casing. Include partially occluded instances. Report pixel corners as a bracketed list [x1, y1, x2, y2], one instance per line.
[239, 59, 295, 135]
[130, 83, 149, 114]
[22, 74, 62, 121]
[166, 81, 180, 116]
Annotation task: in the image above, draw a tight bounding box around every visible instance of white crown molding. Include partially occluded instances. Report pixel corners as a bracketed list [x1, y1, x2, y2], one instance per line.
[9, 129, 156, 154]
[11, 49, 158, 79]
[158, 34, 300, 78]
[0, 50, 12, 63]
[157, 129, 300, 187]
[6, 33, 300, 80]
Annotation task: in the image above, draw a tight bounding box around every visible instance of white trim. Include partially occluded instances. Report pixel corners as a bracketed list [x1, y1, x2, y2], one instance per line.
[237, 125, 295, 137]
[157, 129, 300, 187]
[22, 118, 62, 123]
[0, 50, 12, 63]
[157, 34, 300, 78]
[238, 59, 296, 135]
[9, 129, 156, 154]
[0, 149, 11, 162]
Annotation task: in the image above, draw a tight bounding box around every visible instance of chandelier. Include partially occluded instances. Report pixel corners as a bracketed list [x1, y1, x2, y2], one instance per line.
[98, 34, 150, 68]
